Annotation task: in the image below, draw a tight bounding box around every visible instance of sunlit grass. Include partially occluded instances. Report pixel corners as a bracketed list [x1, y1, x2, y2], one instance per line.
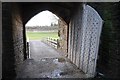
[26, 31, 59, 40]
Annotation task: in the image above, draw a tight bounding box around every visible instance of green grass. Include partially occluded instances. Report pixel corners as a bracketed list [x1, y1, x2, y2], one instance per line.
[26, 31, 59, 40]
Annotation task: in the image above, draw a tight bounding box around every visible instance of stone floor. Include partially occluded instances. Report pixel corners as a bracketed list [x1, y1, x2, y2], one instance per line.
[16, 40, 86, 78]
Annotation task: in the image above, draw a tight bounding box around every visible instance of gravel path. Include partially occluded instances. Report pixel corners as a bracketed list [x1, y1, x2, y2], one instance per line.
[16, 40, 86, 78]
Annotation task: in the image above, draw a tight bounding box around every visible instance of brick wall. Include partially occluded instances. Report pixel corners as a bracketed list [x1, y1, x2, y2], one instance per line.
[88, 2, 120, 78]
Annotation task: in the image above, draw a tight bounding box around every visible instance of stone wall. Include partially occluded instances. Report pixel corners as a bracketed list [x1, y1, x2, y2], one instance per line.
[2, 3, 25, 79]
[12, 3, 24, 70]
[58, 19, 68, 55]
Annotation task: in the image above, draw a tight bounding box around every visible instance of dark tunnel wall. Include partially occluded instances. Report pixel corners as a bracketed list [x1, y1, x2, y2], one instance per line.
[2, 3, 16, 79]
[11, 3, 24, 72]
[2, 3, 25, 79]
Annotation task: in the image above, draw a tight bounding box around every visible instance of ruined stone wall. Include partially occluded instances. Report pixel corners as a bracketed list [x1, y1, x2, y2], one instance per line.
[2, 3, 24, 79]
[58, 19, 68, 55]
[88, 2, 120, 78]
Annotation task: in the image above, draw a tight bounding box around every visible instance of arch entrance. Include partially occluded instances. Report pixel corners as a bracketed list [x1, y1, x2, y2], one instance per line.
[25, 10, 68, 59]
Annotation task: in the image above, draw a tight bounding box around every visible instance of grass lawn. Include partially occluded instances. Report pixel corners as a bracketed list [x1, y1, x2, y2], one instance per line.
[26, 31, 59, 40]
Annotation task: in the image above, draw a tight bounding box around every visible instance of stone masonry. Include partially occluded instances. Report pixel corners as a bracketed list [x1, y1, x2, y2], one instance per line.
[58, 19, 68, 55]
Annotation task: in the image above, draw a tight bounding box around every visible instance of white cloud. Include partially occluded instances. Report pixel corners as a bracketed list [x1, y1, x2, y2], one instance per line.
[25, 10, 59, 26]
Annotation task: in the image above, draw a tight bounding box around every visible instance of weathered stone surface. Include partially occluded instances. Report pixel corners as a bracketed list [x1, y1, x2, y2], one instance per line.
[58, 19, 68, 55]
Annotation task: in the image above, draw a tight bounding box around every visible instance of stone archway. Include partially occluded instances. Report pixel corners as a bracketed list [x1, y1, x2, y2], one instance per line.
[2, 2, 120, 79]
[25, 10, 69, 58]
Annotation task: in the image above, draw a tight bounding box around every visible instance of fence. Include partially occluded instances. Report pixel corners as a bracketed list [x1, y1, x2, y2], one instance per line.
[43, 37, 58, 49]
[26, 37, 59, 59]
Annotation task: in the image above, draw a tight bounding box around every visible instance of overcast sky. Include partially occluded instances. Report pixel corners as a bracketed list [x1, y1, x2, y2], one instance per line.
[25, 10, 59, 26]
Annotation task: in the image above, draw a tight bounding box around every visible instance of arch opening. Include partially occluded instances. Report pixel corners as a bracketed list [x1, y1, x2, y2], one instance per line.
[25, 10, 68, 59]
